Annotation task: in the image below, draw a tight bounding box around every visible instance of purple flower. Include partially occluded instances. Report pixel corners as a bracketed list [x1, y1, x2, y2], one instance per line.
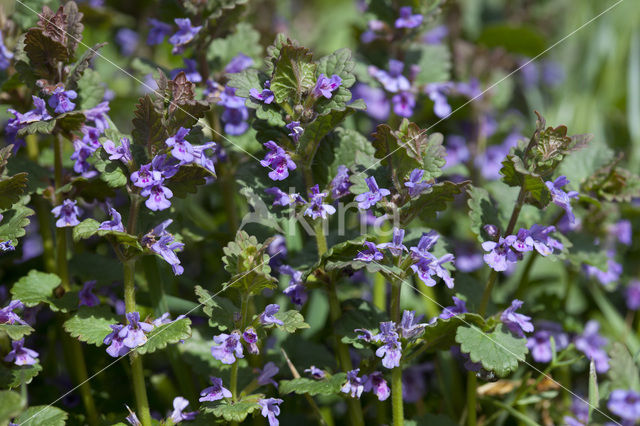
[341, 369, 365, 398]
[404, 169, 432, 197]
[78, 280, 100, 307]
[355, 176, 390, 209]
[152, 154, 180, 179]
[225, 53, 254, 74]
[0, 300, 27, 325]
[526, 224, 563, 256]
[392, 91, 415, 117]
[304, 185, 336, 219]
[52, 199, 81, 228]
[312, 74, 342, 99]
[370, 60, 410, 93]
[608, 389, 640, 422]
[243, 327, 259, 354]
[482, 237, 519, 272]
[584, 251, 622, 286]
[329, 165, 352, 199]
[258, 398, 283, 426]
[147, 19, 172, 45]
[355, 241, 384, 263]
[131, 163, 162, 188]
[99, 207, 125, 232]
[410, 232, 455, 288]
[104, 324, 129, 357]
[150, 234, 184, 275]
[168, 18, 202, 54]
[364, 371, 390, 401]
[627, 281, 640, 311]
[285, 121, 303, 142]
[115, 28, 139, 56]
[395, 6, 423, 28]
[425, 83, 452, 118]
[610, 220, 632, 246]
[48, 86, 77, 114]
[574, 320, 609, 373]
[375, 322, 402, 368]
[444, 135, 470, 169]
[256, 361, 279, 387]
[260, 141, 296, 181]
[0, 241, 15, 252]
[141, 180, 173, 211]
[250, 80, 275, 105]
[355, 328, 375, 342]
[304, 366, 325, 379]
[171, 59, 202, 83]
[0, 32, 13, 69]
[259, 304, 284, 326]
[351, 84, 390, 121]
[454, 246, 483, 272]
[283, 282, 307, 306]
[265, 187, 304, 207]
[526, 321, 569, 363]
[84, 101, 110, 132]
[199, 377, 232, 402]
[423, 25, 448, 44]
[546, 176, 579, 223]
[125, 405, 140, 426]
[438, 296, 467, 320]
[166, 127, 195, 162]
[211, 331, 244, 364]
[169, 396, 197, 423]
[399, 310, 426, 339]
[378, 227, 407, 257]
[4, 339, 38, 365]
[121, 312, 154, 348]
[500, 299, 534, 337]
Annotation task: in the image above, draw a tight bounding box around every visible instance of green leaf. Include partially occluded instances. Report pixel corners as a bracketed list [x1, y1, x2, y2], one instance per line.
[335, 299, 386, 348]
[411, 44, 452, 85]
[56, 176, 116, 202]
[500, 155, 551, 208]
[227, 68, 262, 99]
[279, 373, 347, 396]
[14, 405, 68, 426]
[75, 67, 105, 109]
[274, 310, 310, 333]
[421, 313, 486, 352]
[55, 111, 86, 134]
[222, 231, 278, 294]
[478, 25, 546, 57]
[208, 22, 262, 67]
[608, 342, 640, 392]
[0, 173, 28, 209]
[63, 306, 119, 346]
[0, 200, 35, 244]
[11, 270, 61, 307]
[0, 363, 43, 389]
[303, 235, 373, 280]
[24, 28, 69, 79]
[6, 156, 50, 195]
[455, 325, 528, 377]
[0, 390, 24, 422]
[137, 318, 192, 354]
[588, 361, 599, 423]
[67, 43, 107, 92]
[195, 285, 238, 332]
[296, 103, 362, 159]
[165, 164, 216, 198]
[72, 218, 142, 250]
[16, 119, 57, 137]
[400, 181, 468, 224]
[467, 185, 503, 241]
[132, 95, 167, 154]
[93, 150, 128, 188]
[0, 323, 35, 340]
[314, 48, 356, 114]
[271, 44, 316, 104]
[203, 394, 263, 422]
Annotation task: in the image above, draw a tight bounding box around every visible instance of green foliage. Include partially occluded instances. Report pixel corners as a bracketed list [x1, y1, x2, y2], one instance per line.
[455, 325, 528, 377]
[588, 361, 599, 423]
[131, 94, 167, 154]
[14, 406, 68, 426]
[270, 44, 316, 104]
[0, 323, 35, 340]
[421, 313, 486, 352]
[75, 67, 105, 109]
[314, 48, 357, 114]
[0, 173, 28, 210]
[477, 25, 546, 57]
[0, 363, 43, 388]
[400, 181, 469, 225]
[63, 306, 119, 346]
[336, 299, 386, 348]
[222, 231, 278, 294]
[467, 185, 502, 241]
[194, 285, 238, 331]
[208, 23, 262, 67]
[312, 127, 376, 185]
[279, 373, 347, 396]
[202, 394, 263, 422]
[303, 235, 373, 279]
[607, 342, 640, 392]
[166, 164, 217, 197]
[24, 28, 69, 80]
[0, 200, 35, 244]
[500, 155, 551, 208]
[582, 155, 640, 202]
[227, 68, 262, 99]
[10, 270, 61, 307]
[93, 150, 128, 188]
[411, 44, 452, 85]
[137, 318, 192, 354]
[0, 390, 24, 422]
[16, 119, 57, 137]
[273, 310, 310, 333]
[56, 176, 116, 202]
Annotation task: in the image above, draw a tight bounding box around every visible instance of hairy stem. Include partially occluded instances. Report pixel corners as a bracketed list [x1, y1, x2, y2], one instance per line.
[390, 280, 403, 426]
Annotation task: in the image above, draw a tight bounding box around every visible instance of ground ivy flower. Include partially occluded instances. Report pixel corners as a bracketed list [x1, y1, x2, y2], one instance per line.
[0, 32, 13, 69]
[355, 241, 384, 262]
[219, 87, 249, 135]
[526, 224, 563, 256]
[425, 83, 453, 118]
[283, 282, 307, 306]
[375, 322, 402, 368]
[329, 165, 351, 199]
[78, 280, 99, 307]
[304, 185, 336, 219]
[258, 398, 283, 426]
[199, 377, 232, 402]
[583, 251, 622, 286]
[141, 180, 173, 211]
[165, 127, 195, 162]
[352, 83, 390, 121]
[150, 233, 184, 275]
[410, 232, 455, 288]
[574, 320, 609, 373]
[364, 371, 390, 401]
[313, 73, 342, 98]
[261, 141, 296, 181]
[0, 240, 15, 252]
[399, 310, 426, 339]
[371, 59, 410, 93]
[304, 366, 325, 379]
[103, 137, 132, 165]
[355, 176, 390, 209]
[526, 321, 569, 363]
[255, 361, 279, 387]
[546, 176, 579, 223]
[392, 91, 415, 117]
[4, 338, 38, 366]
[168, 18, 202, 54]
[84, 101, 110, 132]
[48, 86, 77, 114]
[0, 300, 27, 325]
[242, 327, 259, 354]
[404, 169, 432, 197]
[104, 324, 129, 357]
[355, 328, 375, 342]
[607, 389, 640, 423]
[395, 6, 423, 28]
[378, 227, 407, 256]
[211, 331, 244, 364]
[259, 304, 284, 326]
[250, 81, 275, 105]
[170, 58, 201, 83]
[147, 18, 172, 45]
[341, 369, 365, 398]
[125, 405, 140, 426]
[438, 296, 467, 320]
[52, 199, 81, 228]
[482, 236, 519, 272]
[265, 187, 304, 207]
[99, 207, 125, 232]
[501, 300, 534, 337]
[225, 53, 254, 74]
[169, 396, 197, 423]
[131, 163, 162, 188]
[610, 219, 632, 246]
[115, 28, 139, 56]
[627, 280, 640, 311]
[121, 312, 154, 348]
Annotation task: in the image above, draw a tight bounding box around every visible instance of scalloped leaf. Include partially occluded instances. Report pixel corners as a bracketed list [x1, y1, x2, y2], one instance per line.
[63, 306, 118, 346]
[608, 342, 640, 392]
[279, 373, 347, 396]
[456, 325, 528, 377]
[72, 218, 142, 250]
[166, 164, 216, 198]
[0, 173, 28, 210]
[0, 323, 35, 340]
[400, 181, 468, 225]
[93, 150, 128, 188]
[335, 299, 386, 348]
[202, 394, 263, 422]
[16, 119, 57, 137]
[132, 94, 167, 154]
[500, 155, 551, 208]
[0, 390, 24, 422]
[271, 44, 316, 104]
[75, 67, 105, 109]
[137, 317, 192, 354]
[24, 28, 69, 79]
[11, 270, 61, 307]
[14, 405, 68, 426]
[467, 185, 503, 242]
[421, 313, 486, 352]
[0, 363, 43, 389]
[0, 200, 35, 244]
[302, 235, 373, 280]
[227, 68, 262, 99]
[194, 285, 238, 332]
[274, 310, 310, 333]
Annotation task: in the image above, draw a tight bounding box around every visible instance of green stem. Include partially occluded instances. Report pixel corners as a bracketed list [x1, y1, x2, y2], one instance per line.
[53, 135, 69, 292]
[124, 260, 152, 426]
[391, 366, 404, 426]
[466, 372, 477, 426]
[514, 252, 538, 300]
